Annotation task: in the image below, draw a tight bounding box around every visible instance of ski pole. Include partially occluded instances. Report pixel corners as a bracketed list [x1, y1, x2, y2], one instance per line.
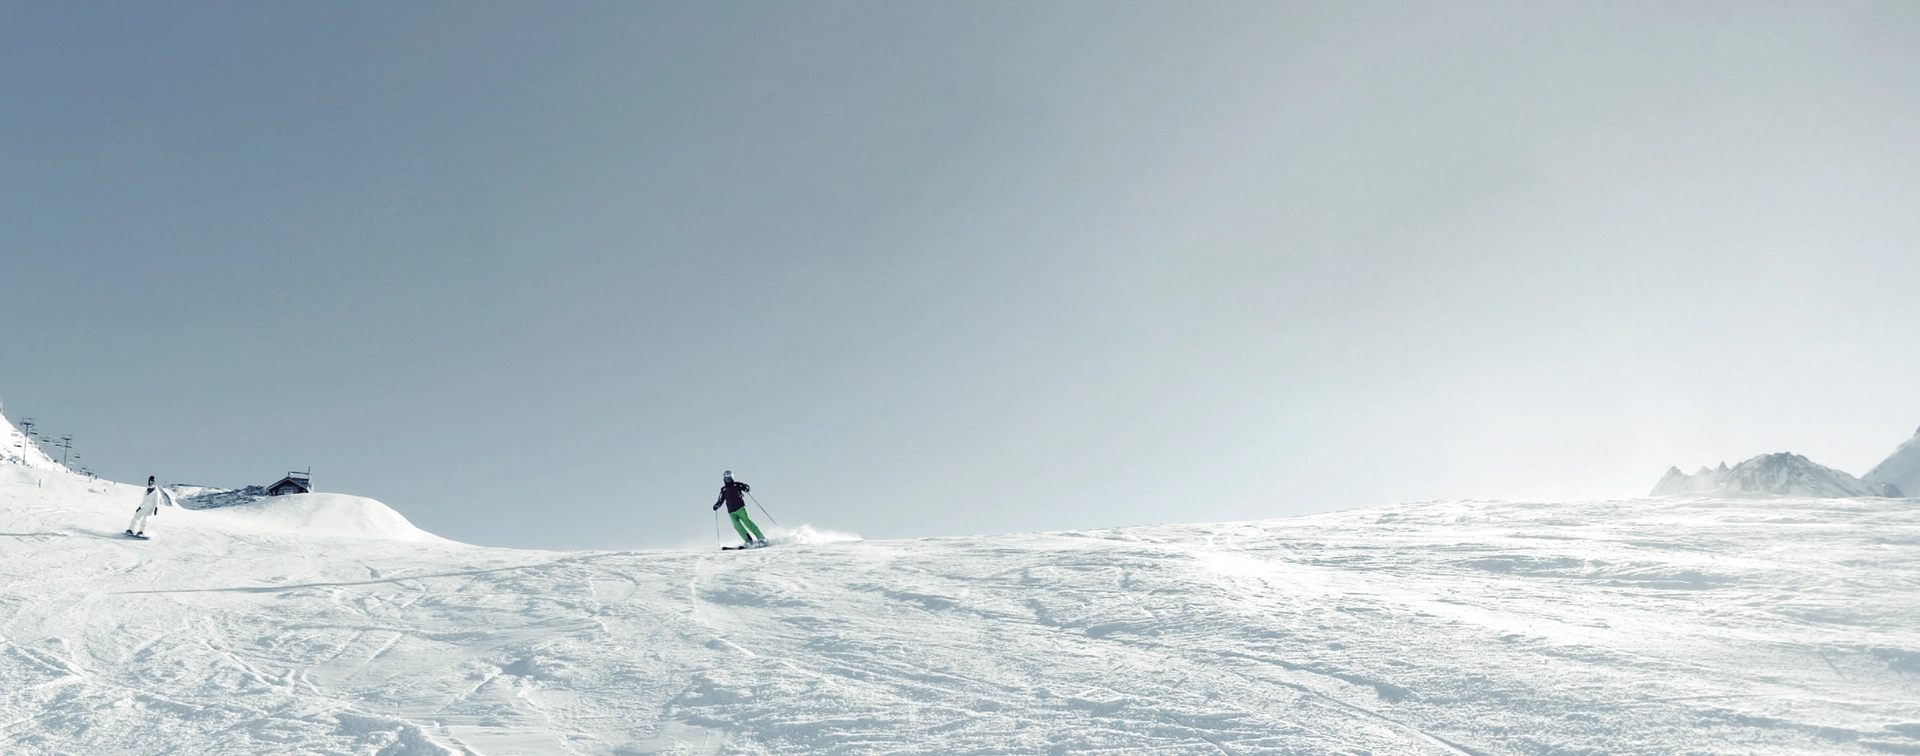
[747, 492, 778, 525]
[713, 508, 722, 543]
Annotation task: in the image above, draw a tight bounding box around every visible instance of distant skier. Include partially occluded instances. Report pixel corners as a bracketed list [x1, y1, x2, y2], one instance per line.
[713, 471, 767, 549]
[126, 475, 175, 539]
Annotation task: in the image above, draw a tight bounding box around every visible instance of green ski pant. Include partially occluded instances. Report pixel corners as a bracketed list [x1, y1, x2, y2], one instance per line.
[729, 508, 764, 542]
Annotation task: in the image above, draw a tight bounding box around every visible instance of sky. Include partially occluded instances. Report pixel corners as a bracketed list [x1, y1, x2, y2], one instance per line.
[3, 1, 1917, 550]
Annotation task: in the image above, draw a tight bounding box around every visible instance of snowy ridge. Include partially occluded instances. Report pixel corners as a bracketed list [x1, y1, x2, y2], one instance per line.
[0, 401, 70, 473]
[1652, 461, 1733, 496]
[0, 464, 447, 544]
[170, 484, 267, 510]
[1865, 426, 1920, 500]
[4, 465, 1919, 754]
[1650, 452, 1900, 498]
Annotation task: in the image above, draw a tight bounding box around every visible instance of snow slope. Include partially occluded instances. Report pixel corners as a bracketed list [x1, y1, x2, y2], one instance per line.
[4, 463, 1919, 755]
[1866, 427, 1920, 500]
[0, 404, 69, 473]
[1651, 452, 1900, 497]
[181, 493, 450, 542]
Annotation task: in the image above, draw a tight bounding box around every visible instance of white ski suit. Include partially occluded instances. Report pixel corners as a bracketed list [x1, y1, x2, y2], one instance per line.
[128, 485, 175, 535]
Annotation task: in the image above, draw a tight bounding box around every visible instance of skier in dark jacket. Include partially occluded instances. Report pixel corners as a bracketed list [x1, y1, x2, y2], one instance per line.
[714, 471, 767, 548]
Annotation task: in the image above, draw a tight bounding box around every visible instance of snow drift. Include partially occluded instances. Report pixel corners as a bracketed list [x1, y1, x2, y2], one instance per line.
[5, 461, 1919, 755]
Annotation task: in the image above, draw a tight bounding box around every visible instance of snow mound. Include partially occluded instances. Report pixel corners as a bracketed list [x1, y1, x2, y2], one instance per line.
[0, 462, 450, 544]
[1864, 426, 1920, 499]
[1651, 452, 1899, 497]
[190, 492, 449, 542]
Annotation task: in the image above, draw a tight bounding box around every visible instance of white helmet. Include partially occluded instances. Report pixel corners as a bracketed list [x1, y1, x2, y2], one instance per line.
[723, 470, 733, 480]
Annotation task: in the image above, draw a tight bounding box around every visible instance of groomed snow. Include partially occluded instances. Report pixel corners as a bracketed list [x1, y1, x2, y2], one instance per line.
[3, 463, 1918, 754]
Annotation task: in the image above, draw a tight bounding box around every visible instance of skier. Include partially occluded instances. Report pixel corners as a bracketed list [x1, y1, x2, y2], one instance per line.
[126, 475, 175, 538]
[713, 471, 767, 549]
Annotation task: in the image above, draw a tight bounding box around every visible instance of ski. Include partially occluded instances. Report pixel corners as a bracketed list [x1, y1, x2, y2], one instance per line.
[124, 532, 149, 540]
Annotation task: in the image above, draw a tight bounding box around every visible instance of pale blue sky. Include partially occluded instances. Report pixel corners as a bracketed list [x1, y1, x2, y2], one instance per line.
[5, 2, 1917, 549]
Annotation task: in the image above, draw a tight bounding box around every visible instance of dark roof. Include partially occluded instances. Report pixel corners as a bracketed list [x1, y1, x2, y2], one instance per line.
[268, 475, 313, 493]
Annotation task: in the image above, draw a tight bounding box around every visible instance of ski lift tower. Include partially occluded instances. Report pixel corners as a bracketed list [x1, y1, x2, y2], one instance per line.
[16, 418, 34, 464]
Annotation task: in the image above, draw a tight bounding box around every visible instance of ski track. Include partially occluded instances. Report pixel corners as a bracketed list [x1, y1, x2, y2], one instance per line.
[3, 470, 1919, 754]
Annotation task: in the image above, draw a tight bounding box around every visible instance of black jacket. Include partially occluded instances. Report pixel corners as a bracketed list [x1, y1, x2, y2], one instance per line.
[714, 480, 750, 512]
